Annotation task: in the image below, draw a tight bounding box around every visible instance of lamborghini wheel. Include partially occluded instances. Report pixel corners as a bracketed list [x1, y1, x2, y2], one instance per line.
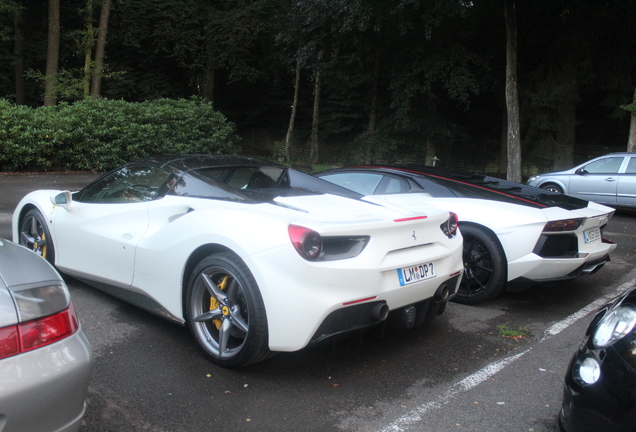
[454, 224, 507, 305]
[185, 252, 272, 367]
[19, 209, 55, 265]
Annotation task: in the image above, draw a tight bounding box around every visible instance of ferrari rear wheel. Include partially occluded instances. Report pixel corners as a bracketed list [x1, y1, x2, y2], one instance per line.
[19, 209, 55, 265]
[186, 252, 272, 367]
[454, 225, 507, 305]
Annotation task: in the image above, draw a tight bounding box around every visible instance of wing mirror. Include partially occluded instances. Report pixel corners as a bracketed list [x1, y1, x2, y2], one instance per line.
[51, 191, 73, 211]
[575, 167, 588, 175]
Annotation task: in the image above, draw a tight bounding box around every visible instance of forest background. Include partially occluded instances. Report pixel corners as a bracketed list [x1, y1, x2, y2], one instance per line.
[0, 0, 635, 179]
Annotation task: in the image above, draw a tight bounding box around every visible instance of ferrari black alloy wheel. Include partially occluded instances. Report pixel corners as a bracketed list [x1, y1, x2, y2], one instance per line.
[454, 224, 507, 305]
[20, 209, 55, 265]
[186, 252, 272, 367]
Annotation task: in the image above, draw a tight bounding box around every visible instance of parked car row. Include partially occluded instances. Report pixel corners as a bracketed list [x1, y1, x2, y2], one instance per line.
[5, 153, 633, 432]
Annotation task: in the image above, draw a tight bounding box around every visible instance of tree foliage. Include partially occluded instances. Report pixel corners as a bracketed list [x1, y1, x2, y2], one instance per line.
[0, 0, 634, 172]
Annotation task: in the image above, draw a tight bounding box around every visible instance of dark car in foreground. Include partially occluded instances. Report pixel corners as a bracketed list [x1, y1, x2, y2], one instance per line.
[558, 286, 636, 432]
[0, 239, 93, 432]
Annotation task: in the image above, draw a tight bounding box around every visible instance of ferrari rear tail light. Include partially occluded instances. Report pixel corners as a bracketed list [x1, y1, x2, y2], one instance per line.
[543, 219, 583, 232]
[0, 303, 79, 359]
[440, 212, 459, 238]
[289, 225, 322, 260]
[288, 225, 370, 261]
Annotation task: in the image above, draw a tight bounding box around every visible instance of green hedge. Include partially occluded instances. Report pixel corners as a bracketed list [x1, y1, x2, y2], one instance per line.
[0, 98, 240, 172]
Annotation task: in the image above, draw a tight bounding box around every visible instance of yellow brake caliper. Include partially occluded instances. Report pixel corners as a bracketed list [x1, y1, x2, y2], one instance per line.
[41, 233, 47, 259]
[210, 275, 230, 330]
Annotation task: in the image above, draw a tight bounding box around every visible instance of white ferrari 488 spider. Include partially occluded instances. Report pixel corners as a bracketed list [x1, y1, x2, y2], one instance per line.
[317, 166, 618, 305]
[13, 155, 463, 367]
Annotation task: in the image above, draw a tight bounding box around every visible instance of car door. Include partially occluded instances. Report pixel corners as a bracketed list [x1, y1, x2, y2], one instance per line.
[617, 155, 636, 208]
[53, 165, 170, 287]
[567, 156, 624, 205]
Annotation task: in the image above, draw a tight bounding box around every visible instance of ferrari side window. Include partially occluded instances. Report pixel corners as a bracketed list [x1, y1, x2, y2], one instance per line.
[81, 165, 171, 203]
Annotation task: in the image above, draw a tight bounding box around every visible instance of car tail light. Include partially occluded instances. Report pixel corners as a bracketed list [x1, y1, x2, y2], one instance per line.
[440, 212, 459, 238]
[0, 304, 79, 359]
[543, 219, 583, 232]
[288, 225, 369, 261]
[289, 225, 322, 260]
[1, 281, 78, 360]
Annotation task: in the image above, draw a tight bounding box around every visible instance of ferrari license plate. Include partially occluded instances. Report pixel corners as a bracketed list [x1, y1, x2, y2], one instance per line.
[583, 227, 601, 243]
[397, 261, 437, 286]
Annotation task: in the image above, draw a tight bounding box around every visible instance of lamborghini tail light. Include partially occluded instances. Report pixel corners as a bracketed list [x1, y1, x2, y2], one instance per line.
[440, 212, 459, 238]
[543, 219, 584, 232]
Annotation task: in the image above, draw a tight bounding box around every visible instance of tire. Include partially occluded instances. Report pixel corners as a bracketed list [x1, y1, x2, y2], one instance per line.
[185, 252, 273, 367]
[19, 209, 55, 265]
[540, 183, 564, 194]
[453, 224, 507, 305]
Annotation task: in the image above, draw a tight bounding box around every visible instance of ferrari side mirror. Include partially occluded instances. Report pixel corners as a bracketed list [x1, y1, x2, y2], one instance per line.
[51, 191, 73, 211]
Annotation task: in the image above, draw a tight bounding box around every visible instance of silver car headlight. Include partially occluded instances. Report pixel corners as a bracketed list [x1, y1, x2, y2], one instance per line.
[592, 305, 636, 348]
[528, 175, 539, 183]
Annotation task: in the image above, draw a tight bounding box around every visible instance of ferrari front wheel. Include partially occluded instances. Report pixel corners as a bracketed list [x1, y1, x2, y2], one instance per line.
[454, 224, 507, 305]
[185, 252, 272, 367]
[20, 209, 55, 265]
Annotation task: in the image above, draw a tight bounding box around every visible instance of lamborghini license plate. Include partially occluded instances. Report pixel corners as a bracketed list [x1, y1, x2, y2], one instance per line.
[583, 227, 601, 243]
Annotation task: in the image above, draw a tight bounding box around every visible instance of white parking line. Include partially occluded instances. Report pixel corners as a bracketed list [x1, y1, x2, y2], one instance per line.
[379, 279, 636, 432]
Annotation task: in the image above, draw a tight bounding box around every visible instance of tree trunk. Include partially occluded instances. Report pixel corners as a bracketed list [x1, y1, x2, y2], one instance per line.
[203, 6, 216, 103]
[368, 50, 381, 133]
[44, 0, 60, 106]
[554, 96, 577, 170]
[13, 0, 25, 105]
[310, 51, 323, 165]
[628, 87, 636, 152]
[425, 96, 436, 166]
[83, 0, 94, 97]
[499, 104, 508, 176]
[284, 59, 301, 162]
[504, 0, 522, 182]
[91, 0, 111, 98]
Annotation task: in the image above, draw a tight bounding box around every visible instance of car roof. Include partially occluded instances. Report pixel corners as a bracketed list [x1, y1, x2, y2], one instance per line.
[321, 165, 591, 210]
[125, 154, 279, 176]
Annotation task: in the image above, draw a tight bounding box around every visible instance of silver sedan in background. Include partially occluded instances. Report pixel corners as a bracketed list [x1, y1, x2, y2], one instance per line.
[527, 152, 636, 208]
[0, 239, 92, 432]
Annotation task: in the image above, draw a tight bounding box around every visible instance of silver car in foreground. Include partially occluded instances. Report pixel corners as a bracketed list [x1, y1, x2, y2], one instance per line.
[0, 239, 92, 432]
[527, 152, 636, 208]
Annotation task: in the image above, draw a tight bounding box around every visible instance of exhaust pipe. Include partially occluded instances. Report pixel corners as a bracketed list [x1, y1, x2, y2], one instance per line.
[434, 284, 451, 302]
[370, 303, 389, 321]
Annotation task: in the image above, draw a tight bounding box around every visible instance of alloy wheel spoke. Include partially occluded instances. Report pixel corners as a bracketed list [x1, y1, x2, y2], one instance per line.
[229, 306, 249, 334]
[218, 318, 232, 356]
[194, 308, 223, 322]
[202, 274, 227, 302]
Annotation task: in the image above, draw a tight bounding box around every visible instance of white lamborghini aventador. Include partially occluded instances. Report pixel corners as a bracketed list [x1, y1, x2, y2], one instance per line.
[12, 155, 463, 367]
[317, 165, 618, 305]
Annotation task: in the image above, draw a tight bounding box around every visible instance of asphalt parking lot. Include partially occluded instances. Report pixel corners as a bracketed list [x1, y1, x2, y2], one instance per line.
[1, 172, 636, 432]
